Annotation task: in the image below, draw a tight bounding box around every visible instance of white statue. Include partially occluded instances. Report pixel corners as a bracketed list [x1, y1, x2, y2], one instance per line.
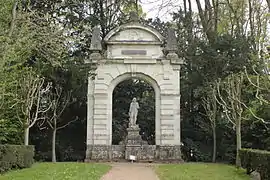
[129, 97, 139, 127]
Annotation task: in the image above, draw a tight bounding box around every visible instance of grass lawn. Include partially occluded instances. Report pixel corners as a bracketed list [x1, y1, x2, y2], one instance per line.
[0, 162, 111, 180]
[156, 163, 250, 180]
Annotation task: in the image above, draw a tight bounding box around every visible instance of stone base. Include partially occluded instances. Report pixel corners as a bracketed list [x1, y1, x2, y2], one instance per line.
[158, 145, 182, 160]
[125, 125, 148, 145]
[85, 145, 125, 160]
[125, 145, 156, 161]
[85, 145, 182, 162]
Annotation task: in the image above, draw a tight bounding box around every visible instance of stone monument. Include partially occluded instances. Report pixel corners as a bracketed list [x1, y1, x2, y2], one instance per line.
[125, 98, 148, 160]
[85, 12, 184, 162]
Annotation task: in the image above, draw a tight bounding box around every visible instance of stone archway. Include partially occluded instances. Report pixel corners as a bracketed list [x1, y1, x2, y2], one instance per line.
[85, 13, 184, 162]
[108, 72, 161, 146]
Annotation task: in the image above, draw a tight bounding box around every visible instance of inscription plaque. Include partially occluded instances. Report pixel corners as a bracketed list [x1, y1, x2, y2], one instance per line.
[121, 50, 147, 55]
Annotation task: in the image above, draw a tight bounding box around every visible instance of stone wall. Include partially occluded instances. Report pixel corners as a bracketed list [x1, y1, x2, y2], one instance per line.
[85, 145, 182, 162]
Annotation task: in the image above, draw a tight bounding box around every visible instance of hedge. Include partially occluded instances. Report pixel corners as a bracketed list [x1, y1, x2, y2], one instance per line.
[240, 148, 270, 180]
[0, 145, 35, 173]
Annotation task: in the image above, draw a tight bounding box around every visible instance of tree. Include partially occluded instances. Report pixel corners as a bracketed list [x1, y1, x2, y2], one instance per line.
[43, 85, 76, 162]
[0, 0, 71, 146]
[202, 84, 218, 162]
[245, 47, 270, 102]
[17, 69, 51, 145]
[243, 51, 270, 125]
[215, 73, 245, 166]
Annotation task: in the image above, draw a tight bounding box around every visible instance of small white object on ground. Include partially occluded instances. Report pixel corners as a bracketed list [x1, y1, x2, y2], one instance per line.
[130, 155, 136, 162]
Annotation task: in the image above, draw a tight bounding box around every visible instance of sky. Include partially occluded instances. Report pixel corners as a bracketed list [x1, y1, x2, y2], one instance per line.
[140, 0, 199, 21]
[140, 0, 269, 21]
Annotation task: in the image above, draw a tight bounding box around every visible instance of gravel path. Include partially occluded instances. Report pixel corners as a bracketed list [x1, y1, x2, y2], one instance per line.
[100, 162, 160, 180]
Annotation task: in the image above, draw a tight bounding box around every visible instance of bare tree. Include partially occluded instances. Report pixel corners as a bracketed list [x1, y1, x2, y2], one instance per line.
[17, 69, 51, 145]
[214, 73, 244, 167]
[41, 85, 76, 162]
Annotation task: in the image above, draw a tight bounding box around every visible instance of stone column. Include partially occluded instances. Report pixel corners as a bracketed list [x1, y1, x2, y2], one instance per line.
[173, 66, 181, 145]
[155, 94, 161, 146]
[85, 73, 95, 160]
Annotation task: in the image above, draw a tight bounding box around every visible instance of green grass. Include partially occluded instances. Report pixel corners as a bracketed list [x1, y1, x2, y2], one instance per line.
[156, 163, 250, 180]
[0, 162, 111, 180]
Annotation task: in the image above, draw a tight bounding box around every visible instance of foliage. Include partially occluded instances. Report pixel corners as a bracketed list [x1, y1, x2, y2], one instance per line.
[0, 119, 22, 144]
[121, 1, 146, 18]
[0, 0, 13, 35]
[0, 1, 70, 145]
[30, 61, 88, 162]
[156, 163, 250, 180]
[112, 79, 155, 145]
[0, 69, 24, 144]
[0, 163, 110, 180]
[0, 145, 34, 173]
[240, 148, 270, 180]
[172, 0, 269, 164]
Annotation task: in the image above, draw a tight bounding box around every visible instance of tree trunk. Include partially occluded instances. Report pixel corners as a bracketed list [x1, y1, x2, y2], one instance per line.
[267, 0, 270, 12]
[9, 0, 18, 37]
[184, 0, 187, 14]
[235, 118, 242, 167]
[212, 123, 216, 162]
[195, 0, 215, 43]
[52, 128, 57, 162]
[188, 0, 192, 12]
[24, 127, 29, 145]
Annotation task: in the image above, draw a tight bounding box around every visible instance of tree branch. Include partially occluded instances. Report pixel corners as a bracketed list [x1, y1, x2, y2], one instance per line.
[57, 117, 78, 130]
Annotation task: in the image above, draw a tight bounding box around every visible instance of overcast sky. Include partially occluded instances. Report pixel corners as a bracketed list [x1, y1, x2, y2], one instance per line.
[140, 0, 200, 21]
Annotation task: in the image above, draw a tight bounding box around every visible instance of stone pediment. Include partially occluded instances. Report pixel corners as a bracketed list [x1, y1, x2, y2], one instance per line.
[105, 24, 164, 44]
[104, 23, 165, 60]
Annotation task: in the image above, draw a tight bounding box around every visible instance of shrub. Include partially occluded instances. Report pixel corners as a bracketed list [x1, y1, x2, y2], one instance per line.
[0, 145, 35, 173]
[240, 148, 270, 180]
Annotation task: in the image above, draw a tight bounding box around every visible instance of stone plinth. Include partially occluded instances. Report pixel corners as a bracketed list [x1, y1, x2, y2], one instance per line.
[125, 125, 149, 160]
[126, 125, 148, 145]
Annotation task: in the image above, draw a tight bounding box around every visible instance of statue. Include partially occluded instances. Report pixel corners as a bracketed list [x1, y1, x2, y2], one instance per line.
[166, 28, 177, 52]
[90, 26, 102, 51]
[129, 98, 139, 127]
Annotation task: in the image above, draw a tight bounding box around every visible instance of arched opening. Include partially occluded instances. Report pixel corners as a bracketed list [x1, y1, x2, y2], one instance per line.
[112, 78, 155, 145]
[107, 73, 161, 146]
